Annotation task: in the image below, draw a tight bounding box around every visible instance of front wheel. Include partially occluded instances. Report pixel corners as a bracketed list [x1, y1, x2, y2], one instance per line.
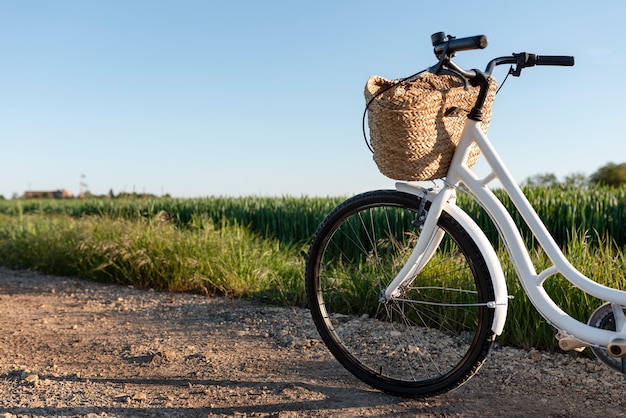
[305, 190, 496, 397]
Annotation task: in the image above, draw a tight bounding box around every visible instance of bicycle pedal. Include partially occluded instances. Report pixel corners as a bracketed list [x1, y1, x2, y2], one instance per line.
[555, 332, 587, 352]
[607, 338, 626, 358]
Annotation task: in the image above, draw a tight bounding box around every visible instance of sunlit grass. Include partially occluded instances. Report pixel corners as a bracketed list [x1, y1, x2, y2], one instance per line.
[0, 185, 623, 247]
[0, 190, 624, 352]
[0, 212, 304, 303]
[498, 231, 626, 350]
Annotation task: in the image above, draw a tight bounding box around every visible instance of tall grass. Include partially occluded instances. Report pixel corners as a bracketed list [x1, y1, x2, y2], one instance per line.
[0, 188, 625, 352]
[459, 185, 626, 248]
[498, 231, 626, 350]
[0, 196, 344, 246]
[0, 185, 624, 246]
[0, 213, 305, 304]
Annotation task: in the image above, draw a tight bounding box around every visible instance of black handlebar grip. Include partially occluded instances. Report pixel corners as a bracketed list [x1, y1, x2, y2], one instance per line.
[434, 34, 488, 55]
[534, 55, 575, 66]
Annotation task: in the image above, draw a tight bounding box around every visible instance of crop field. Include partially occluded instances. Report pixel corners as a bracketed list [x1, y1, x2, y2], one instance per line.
[0, 186, 624, 351]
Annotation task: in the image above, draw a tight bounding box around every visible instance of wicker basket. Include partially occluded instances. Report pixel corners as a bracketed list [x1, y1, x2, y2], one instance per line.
[364, 72, 497, 181]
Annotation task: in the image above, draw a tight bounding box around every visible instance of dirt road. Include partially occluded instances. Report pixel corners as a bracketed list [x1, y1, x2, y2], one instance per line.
[0, 267, 624, 417]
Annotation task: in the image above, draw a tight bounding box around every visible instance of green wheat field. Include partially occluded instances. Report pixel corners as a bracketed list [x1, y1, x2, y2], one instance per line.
[0, 186, 624, 352]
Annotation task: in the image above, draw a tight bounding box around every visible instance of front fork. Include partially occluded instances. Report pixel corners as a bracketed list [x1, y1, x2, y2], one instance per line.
[381, 183, 455, 300]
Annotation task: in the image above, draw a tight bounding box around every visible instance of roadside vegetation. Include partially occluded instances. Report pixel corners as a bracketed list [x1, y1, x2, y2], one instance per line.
[0, 186, 624, 352]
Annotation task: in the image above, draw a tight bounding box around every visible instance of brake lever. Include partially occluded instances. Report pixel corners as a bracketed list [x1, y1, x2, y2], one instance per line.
[510, 52, 536, 77]
[509, 65, 522, 77]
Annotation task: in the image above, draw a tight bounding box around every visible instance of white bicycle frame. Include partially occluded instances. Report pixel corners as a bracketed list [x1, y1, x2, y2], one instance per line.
[386, 118, 626, 351]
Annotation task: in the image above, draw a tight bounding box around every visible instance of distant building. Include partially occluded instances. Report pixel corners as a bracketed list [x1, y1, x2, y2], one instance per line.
[23, 189, 74, 199]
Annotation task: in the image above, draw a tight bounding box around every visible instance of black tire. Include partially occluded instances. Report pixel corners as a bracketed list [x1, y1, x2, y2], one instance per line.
[588, 302, 626, 373]
[305, 190, 496, 397]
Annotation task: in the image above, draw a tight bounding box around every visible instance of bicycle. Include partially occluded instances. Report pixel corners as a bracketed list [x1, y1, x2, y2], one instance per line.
[304, 32, 625, 397]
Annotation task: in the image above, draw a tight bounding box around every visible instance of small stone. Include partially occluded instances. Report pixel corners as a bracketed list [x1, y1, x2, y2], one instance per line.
[132, 392, 147, 402]
[22, 373, 39, 386]
[529, 349, 542, 361]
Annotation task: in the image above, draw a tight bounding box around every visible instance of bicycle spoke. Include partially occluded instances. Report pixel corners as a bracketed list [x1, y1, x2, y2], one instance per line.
[306, 191, 495, 396]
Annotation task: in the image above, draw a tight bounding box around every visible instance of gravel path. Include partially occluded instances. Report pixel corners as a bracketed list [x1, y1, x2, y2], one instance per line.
[0, 267, 625, 417]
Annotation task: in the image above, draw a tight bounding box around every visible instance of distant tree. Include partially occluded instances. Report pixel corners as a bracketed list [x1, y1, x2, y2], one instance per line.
[563, 172, 588, 188]
[589, 162, 626, 187]
[524, 173, 559, 187]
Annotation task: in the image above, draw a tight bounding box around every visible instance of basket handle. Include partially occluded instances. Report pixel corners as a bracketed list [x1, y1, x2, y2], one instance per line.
[362, 71, 427, 153]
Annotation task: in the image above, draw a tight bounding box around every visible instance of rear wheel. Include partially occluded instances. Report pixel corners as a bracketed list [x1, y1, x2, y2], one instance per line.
[305, 190, 496, 397]
[588, 302, 626, 373]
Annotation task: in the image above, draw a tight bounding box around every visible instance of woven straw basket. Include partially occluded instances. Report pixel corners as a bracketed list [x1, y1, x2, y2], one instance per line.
[364, 72, 497, 181]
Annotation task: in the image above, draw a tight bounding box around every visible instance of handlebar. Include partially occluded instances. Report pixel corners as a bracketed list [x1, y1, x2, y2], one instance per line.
[532, 54, 576, 66]
[427, 32, 575, 122]
[432, 32, 488, 56]
[431, 32, 575, 77]
[485, 52, 575, 76]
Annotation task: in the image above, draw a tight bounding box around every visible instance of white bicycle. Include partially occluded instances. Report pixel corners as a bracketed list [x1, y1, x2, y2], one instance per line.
[304, 32, 625, 397]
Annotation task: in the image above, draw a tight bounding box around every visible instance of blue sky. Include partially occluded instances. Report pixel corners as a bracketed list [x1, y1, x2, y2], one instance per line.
[1, 1, 624, 198]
